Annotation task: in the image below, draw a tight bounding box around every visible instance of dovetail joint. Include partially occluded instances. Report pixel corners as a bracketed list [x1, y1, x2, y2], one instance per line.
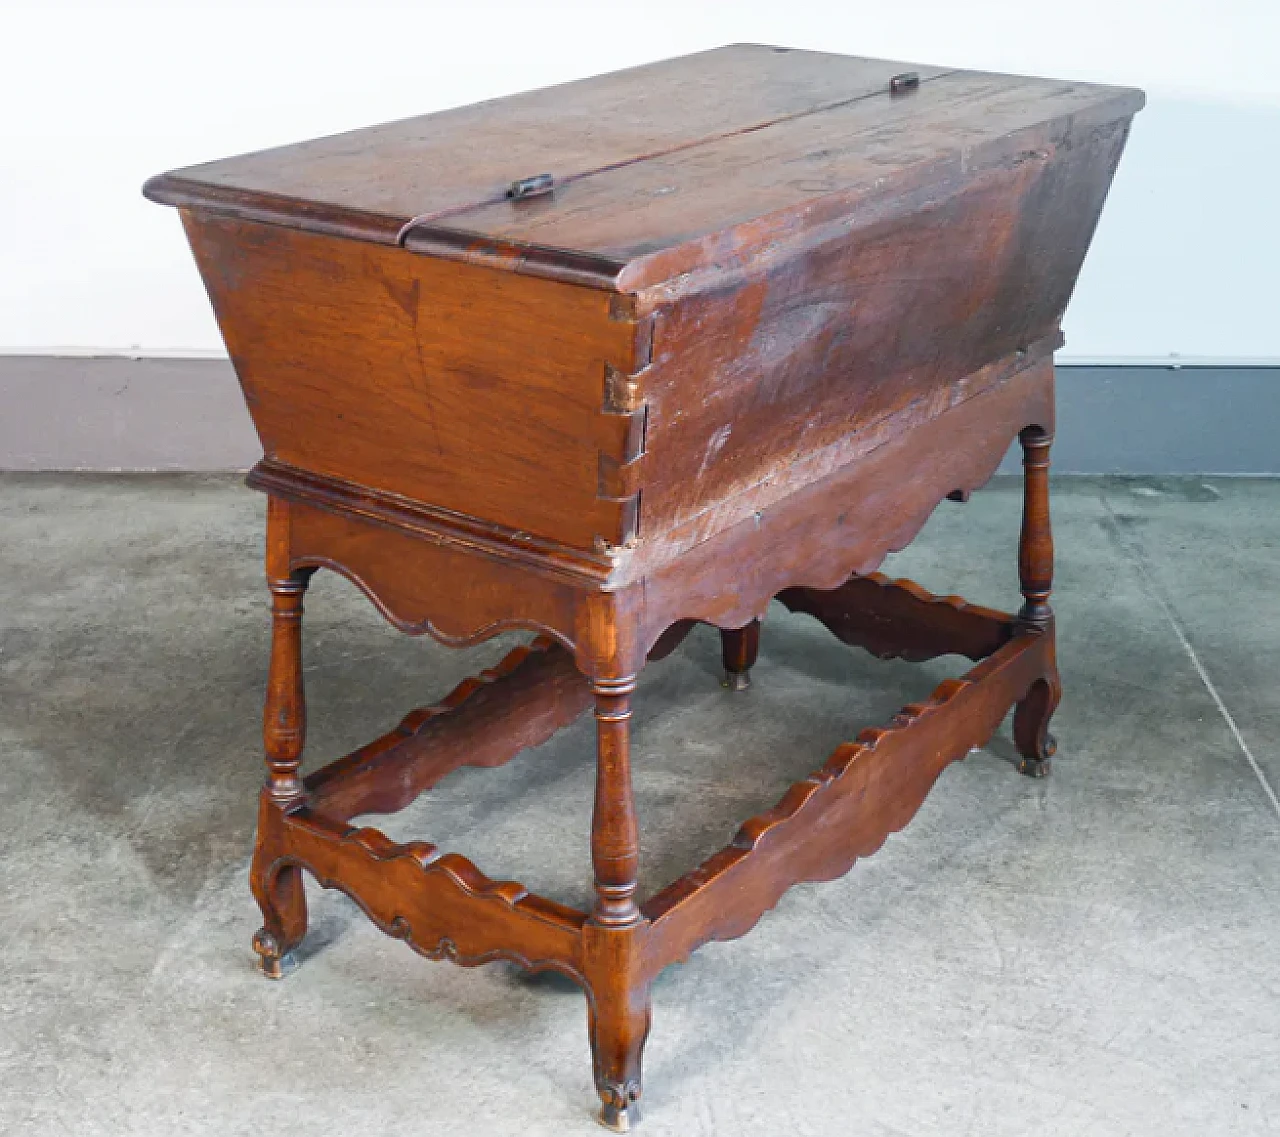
[595, 314, 654, 551]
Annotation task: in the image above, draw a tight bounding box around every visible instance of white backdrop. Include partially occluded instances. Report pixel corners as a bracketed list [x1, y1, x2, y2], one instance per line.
[2, 0, 1276, 362]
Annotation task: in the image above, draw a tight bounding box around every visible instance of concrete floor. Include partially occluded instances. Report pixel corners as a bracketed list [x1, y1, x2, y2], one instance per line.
[2, 474, 1278, 1136]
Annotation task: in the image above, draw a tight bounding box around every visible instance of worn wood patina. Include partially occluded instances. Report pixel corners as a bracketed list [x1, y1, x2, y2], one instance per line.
[145, 44, 1142, 1130]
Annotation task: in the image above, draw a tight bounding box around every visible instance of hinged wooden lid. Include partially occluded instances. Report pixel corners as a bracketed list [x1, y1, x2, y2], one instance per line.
[144, 44, 1143, 293]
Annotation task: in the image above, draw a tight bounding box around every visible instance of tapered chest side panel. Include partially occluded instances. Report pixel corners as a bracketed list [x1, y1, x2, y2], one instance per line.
[627, 114, 1132, 556]
[182, 213, 643, 553]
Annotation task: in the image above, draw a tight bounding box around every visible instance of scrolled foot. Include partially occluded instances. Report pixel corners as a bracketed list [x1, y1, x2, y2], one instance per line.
[597, 1081, 642, 1132]
[1013, 672, 1059, 779]
[252, 928, 296, 980]
[721, 668, 751, 692]
[1016, 732, 1056, 778]
[250, 845, 308, 975]
[584, 947, 650, 1135]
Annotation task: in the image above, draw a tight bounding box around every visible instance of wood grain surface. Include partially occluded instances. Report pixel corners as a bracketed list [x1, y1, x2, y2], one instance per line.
[147, 46, 1142, 292]
[145, 45, 1140, 1130]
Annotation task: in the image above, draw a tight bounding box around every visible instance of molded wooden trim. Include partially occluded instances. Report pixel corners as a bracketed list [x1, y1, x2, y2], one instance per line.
[144, 175, 406, 247]
[281, 494, 590, 664]
[249, 458, 615, 585]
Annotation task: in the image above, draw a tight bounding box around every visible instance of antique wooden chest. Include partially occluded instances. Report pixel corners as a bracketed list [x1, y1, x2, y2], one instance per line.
[145, 45, 1142, 1130]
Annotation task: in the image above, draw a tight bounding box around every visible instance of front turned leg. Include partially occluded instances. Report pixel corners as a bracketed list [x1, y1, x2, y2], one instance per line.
[586, 677, 650, 1130]
[719, 618, 761, 691]
[251, 568, 313, 977]
[1014, 426, 1060, 777]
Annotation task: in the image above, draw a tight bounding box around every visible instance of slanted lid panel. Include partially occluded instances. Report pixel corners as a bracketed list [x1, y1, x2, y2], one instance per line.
[418, 70, 1145, 292]
[143, 45, 945, 245]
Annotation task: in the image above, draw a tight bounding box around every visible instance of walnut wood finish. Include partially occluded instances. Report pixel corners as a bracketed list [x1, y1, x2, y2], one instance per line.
[249, 499, 313, 977]
[644, 618, 698, 663]
[1013, 426, 1060, 776]
[720, 620, 761, 690]
[145, 49, 951, 258]
[590, 677, 642, 929]
[248, 351, 1055, 683]
[184, 213, 646, 552]
[1018, 426, 1056, 630]
[641, 624, 1053, 972]
[154, 47, 1140, 565]
[145, 45, 1139, 1129]
[304, 636, 592, 821]
[777, 573, 1015, 663]
[258, 804, 587, 978]
[144, 47, 1141, 296]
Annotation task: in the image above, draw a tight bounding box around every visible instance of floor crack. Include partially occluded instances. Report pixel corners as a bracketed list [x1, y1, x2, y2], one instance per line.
[1099, 492, 1280, 822]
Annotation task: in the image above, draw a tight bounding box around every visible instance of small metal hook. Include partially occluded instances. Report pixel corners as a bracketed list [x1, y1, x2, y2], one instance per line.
[506, 173, 555, 200]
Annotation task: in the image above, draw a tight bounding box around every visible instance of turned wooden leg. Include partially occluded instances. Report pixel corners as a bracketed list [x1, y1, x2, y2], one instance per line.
[251, 567, 313, 977]
[586, 676, 649, 1130]
[1014, 427, 1059, 777]
[719, 618, 761, 691]
[589, 677, 641, 928]
[1017, 427, 1054, 630]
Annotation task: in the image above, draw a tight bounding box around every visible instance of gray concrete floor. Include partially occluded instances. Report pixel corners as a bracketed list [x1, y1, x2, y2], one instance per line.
[2, 474, 1278, 1136]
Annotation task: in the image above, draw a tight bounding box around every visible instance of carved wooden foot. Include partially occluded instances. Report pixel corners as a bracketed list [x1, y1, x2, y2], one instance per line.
[584, 927, 651, 1132]
[250, 845, 308, 978]
[1014, 676, 1060, 778]
[719, 618, 761, 691]
[590, 993, 650, 1130]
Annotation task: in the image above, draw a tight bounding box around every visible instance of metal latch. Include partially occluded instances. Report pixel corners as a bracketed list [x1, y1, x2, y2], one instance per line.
[395, 172, 557, 246]
[506, 173, 555, 200]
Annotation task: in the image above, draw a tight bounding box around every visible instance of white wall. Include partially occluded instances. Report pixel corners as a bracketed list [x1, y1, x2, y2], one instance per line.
[2, 0, 1276, 362]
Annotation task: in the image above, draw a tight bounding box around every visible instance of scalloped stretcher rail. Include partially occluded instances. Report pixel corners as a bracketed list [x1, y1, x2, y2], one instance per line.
[640, 622, 1049, 974]
[306, 635, 592, 821]
[777, 571, 1017, 663]
[266, 573, 1048, 991]
[261, 807, 590, 982]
